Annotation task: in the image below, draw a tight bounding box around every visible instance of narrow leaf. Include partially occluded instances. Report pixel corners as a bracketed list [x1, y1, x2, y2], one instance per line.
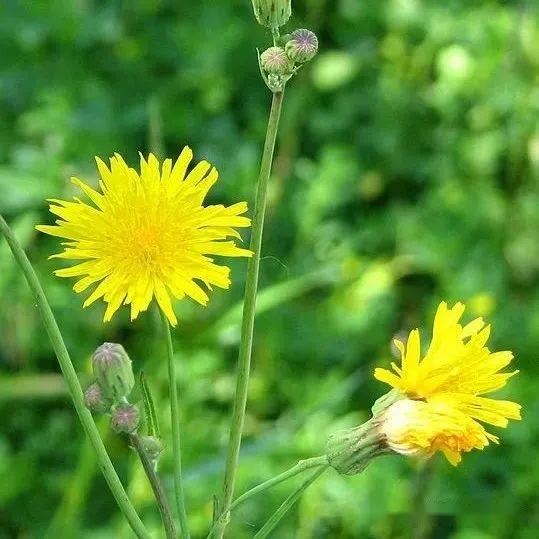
[212, 494, 219, 525]
[140, 371, 160, 437]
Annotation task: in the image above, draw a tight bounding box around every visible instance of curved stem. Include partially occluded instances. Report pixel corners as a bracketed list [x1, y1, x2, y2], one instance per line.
[216, 90, 285, 538]
[162, 311, 190, 538]
[253, 466, 328, 539]
[207, 456, 327, 538]
[0, 215, 150, 539]
[130, 433, 177, 539]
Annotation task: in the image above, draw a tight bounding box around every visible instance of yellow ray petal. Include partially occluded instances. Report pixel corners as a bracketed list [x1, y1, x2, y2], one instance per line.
[154, 279, 177, 326]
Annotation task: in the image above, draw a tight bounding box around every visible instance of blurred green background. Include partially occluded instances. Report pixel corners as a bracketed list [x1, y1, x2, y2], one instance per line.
[1, 0, 538, 537]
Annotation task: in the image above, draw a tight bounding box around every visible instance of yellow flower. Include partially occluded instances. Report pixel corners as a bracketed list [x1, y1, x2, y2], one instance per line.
[375, 301, 521, 465]
[37, 148, 252, 326]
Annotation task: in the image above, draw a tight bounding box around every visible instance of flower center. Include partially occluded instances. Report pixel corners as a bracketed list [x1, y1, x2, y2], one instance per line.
[133, 227, 162, 264]
[110, 214, 181, 277]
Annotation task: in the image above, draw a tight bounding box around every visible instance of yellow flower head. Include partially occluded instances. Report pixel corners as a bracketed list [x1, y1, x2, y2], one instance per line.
[374, 301, 521, 465]
[37, 147, 252, 326]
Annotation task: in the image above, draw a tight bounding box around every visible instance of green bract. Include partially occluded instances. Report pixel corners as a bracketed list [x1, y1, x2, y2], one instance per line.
[92, 343, 135, 401]
[251, 0, 291, 29]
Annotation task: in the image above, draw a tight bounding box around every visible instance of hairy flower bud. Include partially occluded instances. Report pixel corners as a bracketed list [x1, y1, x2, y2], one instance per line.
[84, 382, 111, 413]
[260, 46, 293, 75]
[92, 343, 135, 401]
[326, 390, 404, 475]
[111, 403, 140, 434]
[139, 435, 165, 461]
[285, 29, 318, 63]
[326, 418, 390, 475]
[251, 0, 291, 29]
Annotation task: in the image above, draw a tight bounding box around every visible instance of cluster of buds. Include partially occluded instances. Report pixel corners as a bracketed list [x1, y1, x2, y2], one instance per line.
[259, 29, 318, 92]
[84, 342, 140, 434]
[252, 1, 318, 92]
[84, 343, 165, 464]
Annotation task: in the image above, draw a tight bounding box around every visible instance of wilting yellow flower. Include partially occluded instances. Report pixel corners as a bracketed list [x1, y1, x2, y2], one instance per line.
[375, 301, 521, 465]
[37, 148, 252, 326]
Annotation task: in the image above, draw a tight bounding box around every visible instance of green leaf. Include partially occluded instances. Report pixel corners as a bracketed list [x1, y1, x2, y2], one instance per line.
[139, 371, 160, 437]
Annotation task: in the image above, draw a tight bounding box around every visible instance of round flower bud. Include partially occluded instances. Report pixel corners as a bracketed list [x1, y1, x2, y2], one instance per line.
[260, 46, 293, 75]
[92, 343, 135, 401]
[84, 382, 111, 414]
[139, 435, 165, 461]
[111, 403, 140, 434]
[251, 0, 291, 29]
[285, 29, 318, 63]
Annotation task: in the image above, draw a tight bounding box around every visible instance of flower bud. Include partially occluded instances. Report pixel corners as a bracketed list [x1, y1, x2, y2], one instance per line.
[84, 381, 111, 413]
[111, 403, 140, 434]
[92, 343, 135, 401]
[326, 390, 405, 475]
[260, 46, 293, 75]
[285, 29, 318, 63]
[139, 435, 165, 461]
[326, 418, 389, 475]
[251, 0, 291, 29]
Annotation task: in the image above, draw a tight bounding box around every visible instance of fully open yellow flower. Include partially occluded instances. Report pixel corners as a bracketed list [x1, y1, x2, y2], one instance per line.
[375, 301, 521, 465]
[37, 147, 252, 326]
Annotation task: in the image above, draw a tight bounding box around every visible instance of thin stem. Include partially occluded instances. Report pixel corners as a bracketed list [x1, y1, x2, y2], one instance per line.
[0, 215, 150, 539]
[130, 433, 177, 539]
[271, 27, 280, 46]
[207, 456, 327, 538]
[162, 311, 190, 538]
[253, 466, 328, 539]
[230, 456, 327, 512]
[216, 90, 285, 538]
[410, 459, 435, 539]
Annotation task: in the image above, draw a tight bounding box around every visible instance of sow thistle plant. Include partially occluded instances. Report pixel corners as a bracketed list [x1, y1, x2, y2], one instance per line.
[0, 2, 521, 539]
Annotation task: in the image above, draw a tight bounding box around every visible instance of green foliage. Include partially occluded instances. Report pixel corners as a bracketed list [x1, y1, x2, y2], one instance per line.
[1, 0, 538, 537]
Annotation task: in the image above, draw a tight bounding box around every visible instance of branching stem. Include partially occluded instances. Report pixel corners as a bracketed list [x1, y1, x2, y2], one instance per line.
[254, 466, 328, 538]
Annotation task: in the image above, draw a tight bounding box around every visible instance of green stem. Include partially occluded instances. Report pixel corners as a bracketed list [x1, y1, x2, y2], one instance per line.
[207, 456, 326, 538]
[130, 433, 177, 539]
[162, 311, 190, 538]
[0, 215, 150, 539]
[253, 466, 328, 539]
[410, 459, 435, 539]
[216, 90, 285, 538]
[230, 456, 327, 512]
